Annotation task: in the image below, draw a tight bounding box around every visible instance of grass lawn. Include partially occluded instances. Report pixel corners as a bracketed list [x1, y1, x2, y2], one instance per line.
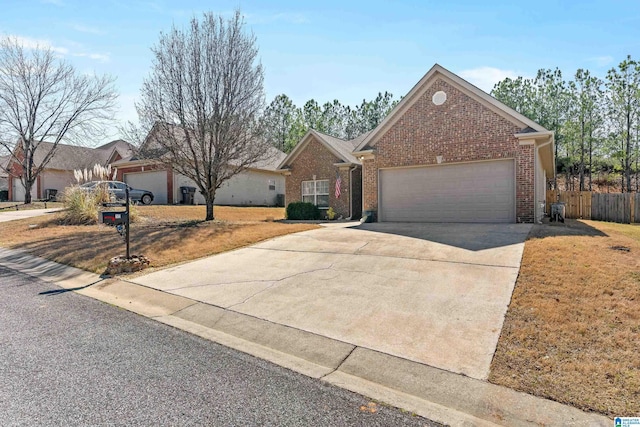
[490, 219, 640, 417]
[0, 205, 317, 274]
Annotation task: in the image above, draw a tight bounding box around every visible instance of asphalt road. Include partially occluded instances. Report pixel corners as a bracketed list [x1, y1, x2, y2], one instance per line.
[0, 266, 439, 427]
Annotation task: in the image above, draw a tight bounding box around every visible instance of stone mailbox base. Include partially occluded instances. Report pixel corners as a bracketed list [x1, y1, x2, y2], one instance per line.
[106, 255, 150, 275]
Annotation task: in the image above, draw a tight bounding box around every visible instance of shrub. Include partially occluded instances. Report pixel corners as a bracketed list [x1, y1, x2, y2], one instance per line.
[61, 185, 138, 225]
[286, 202, 321, 220]
[326, 207, 336, 220]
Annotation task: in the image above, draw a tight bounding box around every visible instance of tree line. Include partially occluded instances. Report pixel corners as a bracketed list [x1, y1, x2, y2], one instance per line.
[492, 56, 640, 192]
[261, 92, 398, 153]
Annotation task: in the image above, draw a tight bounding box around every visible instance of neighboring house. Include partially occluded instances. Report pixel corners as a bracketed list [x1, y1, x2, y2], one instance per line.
[112, 125, 286, 206]
[278, 130, 367, 219]
[280, 64, 554, 223]
[0, 155, 8, 200]
[6, 140, 133, 202]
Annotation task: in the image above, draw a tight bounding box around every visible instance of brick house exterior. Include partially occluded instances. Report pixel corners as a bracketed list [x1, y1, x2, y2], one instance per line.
[354, 64, 554, 223]
[279, 130, 363, 219]
[278, 64, 553, 223]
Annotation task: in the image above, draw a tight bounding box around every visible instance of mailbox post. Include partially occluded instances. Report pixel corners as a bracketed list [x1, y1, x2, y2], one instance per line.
[101, 187, 131, 260]
[125, 186, 130, 259]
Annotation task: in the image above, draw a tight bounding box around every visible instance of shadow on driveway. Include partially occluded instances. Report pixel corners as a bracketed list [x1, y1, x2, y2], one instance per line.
[349, 222, 532, 251]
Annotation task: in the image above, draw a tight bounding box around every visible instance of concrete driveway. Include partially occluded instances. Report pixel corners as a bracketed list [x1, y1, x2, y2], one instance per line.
[0, 208, 62, 223]
[132, 222, 531, 380]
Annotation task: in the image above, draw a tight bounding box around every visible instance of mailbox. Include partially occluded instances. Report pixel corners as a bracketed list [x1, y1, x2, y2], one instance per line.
[101, 211, 128, 226]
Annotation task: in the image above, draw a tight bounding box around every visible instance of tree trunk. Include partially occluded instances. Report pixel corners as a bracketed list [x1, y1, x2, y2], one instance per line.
[589, 128, 593, 191]
[553, 141, 559, 190]
[626, 135, 632, 193]
[205, 198, 214, 221]
[24, 179, 32, 204]
[579, 118, 585, 191]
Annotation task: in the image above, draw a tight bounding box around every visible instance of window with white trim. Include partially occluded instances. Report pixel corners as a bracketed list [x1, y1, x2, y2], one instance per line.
[302, 179, 329, 208]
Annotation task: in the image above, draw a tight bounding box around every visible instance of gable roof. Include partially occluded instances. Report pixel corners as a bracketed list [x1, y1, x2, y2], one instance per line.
[10, 140, 135, 171]
[354, 63, 550, 152]
[139, 122, 285, 172]
[278, 129, 363, 169]
[249, 146, 287, 171]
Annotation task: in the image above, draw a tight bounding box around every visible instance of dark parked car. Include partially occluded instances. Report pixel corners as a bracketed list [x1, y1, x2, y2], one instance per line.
[80, 181, 154, 205]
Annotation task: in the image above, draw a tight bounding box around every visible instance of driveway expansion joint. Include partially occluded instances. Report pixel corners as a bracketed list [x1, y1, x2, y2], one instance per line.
[320, 345, 358, 380]
[225, 262, 337, 309]
[249, 246, 520, 269]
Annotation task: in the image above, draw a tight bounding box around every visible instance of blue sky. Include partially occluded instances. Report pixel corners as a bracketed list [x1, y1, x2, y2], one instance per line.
[1, 0, 639, 144]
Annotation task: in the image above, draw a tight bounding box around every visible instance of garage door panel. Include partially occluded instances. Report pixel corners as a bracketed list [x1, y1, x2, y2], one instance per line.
[379, 160, 515, 223]
[124, 171, 167, 204]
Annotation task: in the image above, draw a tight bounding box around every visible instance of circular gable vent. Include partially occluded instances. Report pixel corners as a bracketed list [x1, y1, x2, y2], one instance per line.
[432, 91, 447, 106]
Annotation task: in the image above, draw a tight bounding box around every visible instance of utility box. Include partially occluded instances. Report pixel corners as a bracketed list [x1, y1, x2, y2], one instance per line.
[550, 202, 566, 223]
[101, 211, 128, 226]
[361, 210, 376, 223]
[276, 194, 285, 207]
[180, 186, 196, 205]
[45, 189, 58, 201]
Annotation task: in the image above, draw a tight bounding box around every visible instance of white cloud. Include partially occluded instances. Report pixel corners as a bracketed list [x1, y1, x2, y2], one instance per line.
[7, 35, 69, 55]
[589, 55, 614, 67]
[41, 0, 64, 5]
[73, 52, 110, 62]
[458, 66, 523, 93]
[71, 24, 105, 35]
[7, 34, 109, 62]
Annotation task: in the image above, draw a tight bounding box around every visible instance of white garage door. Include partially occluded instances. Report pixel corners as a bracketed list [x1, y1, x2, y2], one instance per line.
[379, 159, 515, 223]
[12, 177, 37, 202]
[124, 171, 168, 204]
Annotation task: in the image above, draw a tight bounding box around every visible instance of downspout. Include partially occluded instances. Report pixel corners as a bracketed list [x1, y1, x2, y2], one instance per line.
[349, 164, 358, 219]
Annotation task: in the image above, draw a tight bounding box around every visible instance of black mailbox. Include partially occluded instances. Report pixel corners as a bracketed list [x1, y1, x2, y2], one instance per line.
[101, 211, 128, 226]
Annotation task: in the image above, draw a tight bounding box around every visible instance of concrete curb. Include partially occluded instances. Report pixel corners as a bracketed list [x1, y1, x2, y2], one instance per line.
[0, 247, 612, 426]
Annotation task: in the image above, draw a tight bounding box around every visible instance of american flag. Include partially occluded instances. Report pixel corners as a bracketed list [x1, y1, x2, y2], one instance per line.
[335, 172, 342, 198]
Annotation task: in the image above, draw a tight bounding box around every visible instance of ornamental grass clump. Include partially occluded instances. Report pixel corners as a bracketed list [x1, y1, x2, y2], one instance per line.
[61, 185, 99, 225]
[61, 184, 139, 225]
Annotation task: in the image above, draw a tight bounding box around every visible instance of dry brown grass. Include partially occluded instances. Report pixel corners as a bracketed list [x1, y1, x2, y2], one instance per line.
[0, 206, 315, 274]
[490, 219, 640, 417]
[0, 201, 64, 210]
[135, 205, 286, 222]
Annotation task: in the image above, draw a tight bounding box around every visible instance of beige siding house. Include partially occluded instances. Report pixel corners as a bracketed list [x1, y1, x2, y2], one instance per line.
[113, 124, 286, 206]
[6, 140, 132, 202]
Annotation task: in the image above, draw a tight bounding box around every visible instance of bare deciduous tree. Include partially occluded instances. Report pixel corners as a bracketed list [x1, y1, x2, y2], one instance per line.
[137, 11, 272, 221]
[0, 36, 117, 204]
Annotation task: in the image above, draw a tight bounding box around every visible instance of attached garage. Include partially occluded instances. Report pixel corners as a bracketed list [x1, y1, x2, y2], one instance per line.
[41, 170, 75, 197]
[378, 159, 515, 223]
[11, 177, 39, 202]
[124, 171, 168, 204]
[354, 64, 555, 223]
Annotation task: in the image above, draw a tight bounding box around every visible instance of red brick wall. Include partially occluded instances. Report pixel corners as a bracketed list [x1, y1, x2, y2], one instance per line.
[363, 78, 535, 222]
[6, 152, 44, 200]
[285, 137, 359, 219]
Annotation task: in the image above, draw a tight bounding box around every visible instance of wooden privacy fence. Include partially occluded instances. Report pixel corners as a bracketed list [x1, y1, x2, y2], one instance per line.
[546, 190, 640, 224]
